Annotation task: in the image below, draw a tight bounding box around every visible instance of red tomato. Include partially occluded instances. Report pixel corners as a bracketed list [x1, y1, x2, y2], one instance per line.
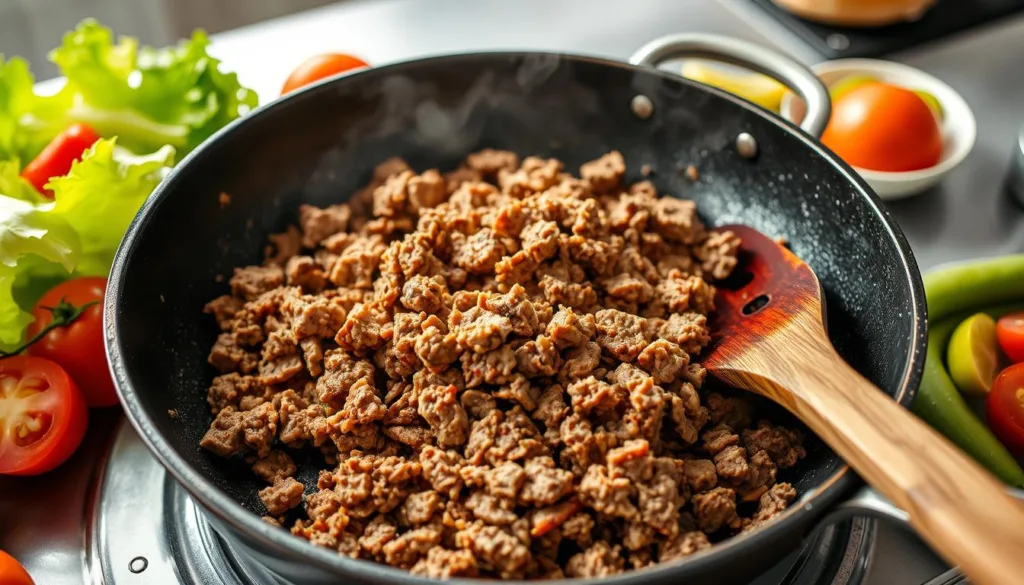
[21, 123, 101, 197]
[821, 82, 943, 172]
[0, 550, 34, 585]
[987, 363, 1024, 458]
[996, 312, 1024, 363]
[281, 53, 369, 95]
[25, 277, 116, 407]
[0, 356, 88, 476]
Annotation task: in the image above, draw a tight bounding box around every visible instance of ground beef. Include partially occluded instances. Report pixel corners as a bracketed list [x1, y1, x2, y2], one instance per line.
[259, 476, 305, 516]
[252, 450, 297, 483]
[200, 150, 805, 578]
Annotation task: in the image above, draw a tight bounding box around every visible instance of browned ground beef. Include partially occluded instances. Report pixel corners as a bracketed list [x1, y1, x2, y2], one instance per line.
[199, 150, 806, 579]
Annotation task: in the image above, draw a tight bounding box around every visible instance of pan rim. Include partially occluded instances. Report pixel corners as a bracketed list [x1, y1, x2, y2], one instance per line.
[104, 48, 927, 584]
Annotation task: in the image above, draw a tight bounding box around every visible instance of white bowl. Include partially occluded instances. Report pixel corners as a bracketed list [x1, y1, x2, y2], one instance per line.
[781, 59, 976, 201]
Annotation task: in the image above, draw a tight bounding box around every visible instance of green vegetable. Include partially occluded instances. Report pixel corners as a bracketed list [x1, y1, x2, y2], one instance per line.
[1, 19, 258, 162]
[0, 57, 73, 163]
[924, 255, 1024, 322]
[947, 313, 1000, 397]
[0, 18, 258, 351]
[0, 160, 79, 348]
[914, 304, 1024, 487]
[829, 74, 876, 101]
[47, 138, 173, 274]
[0, 139, 173, 349]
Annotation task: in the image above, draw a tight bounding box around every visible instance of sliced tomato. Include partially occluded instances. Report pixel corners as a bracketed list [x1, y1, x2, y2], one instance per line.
[25, 277, 116, 407]
[0, 550, 34, 585]
[20, 123, 101, 197]
[0, 356, 88, 476]
[996, 312, 1024, 364]
[986, 363, 1024, 458]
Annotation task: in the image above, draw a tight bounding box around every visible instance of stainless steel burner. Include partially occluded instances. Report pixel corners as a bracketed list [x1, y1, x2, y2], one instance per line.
[87, 420, 876, 585]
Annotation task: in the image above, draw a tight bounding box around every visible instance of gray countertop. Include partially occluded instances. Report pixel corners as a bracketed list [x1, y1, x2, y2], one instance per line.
[6, 1, 1023, 583]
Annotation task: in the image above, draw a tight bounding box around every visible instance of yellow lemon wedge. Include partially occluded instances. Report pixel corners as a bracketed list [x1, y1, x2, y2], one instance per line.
[681, 61, 787, 113]
[829, 75, 878, 101]
[913, 89, 945, 120]
[948, 313, 1000, 397]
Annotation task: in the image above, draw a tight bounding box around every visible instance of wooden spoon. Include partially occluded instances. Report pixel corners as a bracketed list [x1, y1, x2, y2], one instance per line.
[703, 224, 1024, 585]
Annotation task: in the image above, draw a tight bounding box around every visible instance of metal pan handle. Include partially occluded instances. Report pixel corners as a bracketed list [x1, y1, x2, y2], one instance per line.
[818, 485, 1024, 585]
[628, 33, 831, 138]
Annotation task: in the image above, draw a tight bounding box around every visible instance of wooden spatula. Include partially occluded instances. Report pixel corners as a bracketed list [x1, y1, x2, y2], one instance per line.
[703, 224, 1024, 585]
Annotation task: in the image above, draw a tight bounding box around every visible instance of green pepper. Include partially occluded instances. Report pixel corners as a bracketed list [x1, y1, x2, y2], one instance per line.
[914, 305, 1024, 487]
[924, 255, 1024, 322]
[913, 255, 1024, 485]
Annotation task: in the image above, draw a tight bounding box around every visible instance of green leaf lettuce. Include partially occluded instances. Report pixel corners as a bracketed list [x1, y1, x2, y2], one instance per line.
[0, 140, 173, 349]
[1, 19, 257, 163]
[47, 138, 174, 275]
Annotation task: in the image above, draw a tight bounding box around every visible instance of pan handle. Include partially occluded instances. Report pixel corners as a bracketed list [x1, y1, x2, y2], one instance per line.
[628, 33, 831, 138]
[816, 485, 1024, 584]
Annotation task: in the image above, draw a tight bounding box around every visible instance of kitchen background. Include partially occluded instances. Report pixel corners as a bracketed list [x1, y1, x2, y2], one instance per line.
[3, 1, 1024, 584]
[0, 0, 335, 78]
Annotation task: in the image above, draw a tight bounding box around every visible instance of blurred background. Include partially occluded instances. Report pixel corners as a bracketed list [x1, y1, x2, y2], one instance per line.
[0, 0, 336, 78]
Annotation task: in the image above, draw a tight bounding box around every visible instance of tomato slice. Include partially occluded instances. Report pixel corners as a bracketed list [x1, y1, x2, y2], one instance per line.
[20, 123, 101, 197]
[986, 363, 1024, 458]
[0, 356, 88, 476]
[0, 550, 35, 585]
[996, 312, 1024, 364]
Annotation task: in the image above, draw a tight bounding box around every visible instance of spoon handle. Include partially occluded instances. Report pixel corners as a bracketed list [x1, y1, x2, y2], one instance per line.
[722, 318, 1024, 585]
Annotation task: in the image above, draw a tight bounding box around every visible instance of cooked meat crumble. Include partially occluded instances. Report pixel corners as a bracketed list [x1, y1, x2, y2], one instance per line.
[200, 149, 806, 578]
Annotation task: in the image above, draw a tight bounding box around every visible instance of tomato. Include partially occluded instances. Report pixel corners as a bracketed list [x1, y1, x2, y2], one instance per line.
[0, 356, 88, 476]
[281, 53, 369, 95]
[25, 277, 117, 407]
[996, 312, 1024, 363]
[987, 363, 1024, 458]
[21, 123, 101, 197]
[821, 82, 943, 173]
[0, 550, 34, 585]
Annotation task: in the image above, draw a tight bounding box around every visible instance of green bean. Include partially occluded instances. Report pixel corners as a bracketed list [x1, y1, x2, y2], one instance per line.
[913, 304, 1024, 487]
[924, 255, 1024, 322]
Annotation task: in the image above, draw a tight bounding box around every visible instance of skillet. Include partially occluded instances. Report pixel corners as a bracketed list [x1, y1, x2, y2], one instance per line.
[105, 34, 927, 585]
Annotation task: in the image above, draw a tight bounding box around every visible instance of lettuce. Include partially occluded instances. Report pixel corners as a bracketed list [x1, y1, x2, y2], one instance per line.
[0, 19, 256, 349]
[50, 20, 257, 155]
[47, 139, 174, 275]
[2, 19, 257, 163]
[0, 57, 66, 162]
[0, 160, 79, 348]
[0, 140, 173, 349]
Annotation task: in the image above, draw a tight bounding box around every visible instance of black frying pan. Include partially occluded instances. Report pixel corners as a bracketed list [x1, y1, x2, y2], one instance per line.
[104, 34, 926, 585]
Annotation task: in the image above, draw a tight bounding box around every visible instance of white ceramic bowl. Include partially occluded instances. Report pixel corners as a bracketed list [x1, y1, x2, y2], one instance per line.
[781, 59, 976, 201]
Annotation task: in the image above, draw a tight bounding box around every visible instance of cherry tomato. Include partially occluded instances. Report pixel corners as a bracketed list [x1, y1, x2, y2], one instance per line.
[996, 312, 1024, 364]
[0, 550, 34, 585]
[987, 363, 1024, 458]
[281, 53, 369, 95]
[25, 277, 116, 407]
[0, 356, 88, 476]
[821, 82, 943, 173]
[21, 123, 101, 197]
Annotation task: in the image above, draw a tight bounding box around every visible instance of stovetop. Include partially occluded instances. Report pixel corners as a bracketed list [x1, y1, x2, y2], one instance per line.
[748, 0, 1024, 58]
[6, 417, 876, 585]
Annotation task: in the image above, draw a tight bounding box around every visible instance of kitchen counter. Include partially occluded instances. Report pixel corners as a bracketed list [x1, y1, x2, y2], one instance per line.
[5, 1, 1023, 583]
